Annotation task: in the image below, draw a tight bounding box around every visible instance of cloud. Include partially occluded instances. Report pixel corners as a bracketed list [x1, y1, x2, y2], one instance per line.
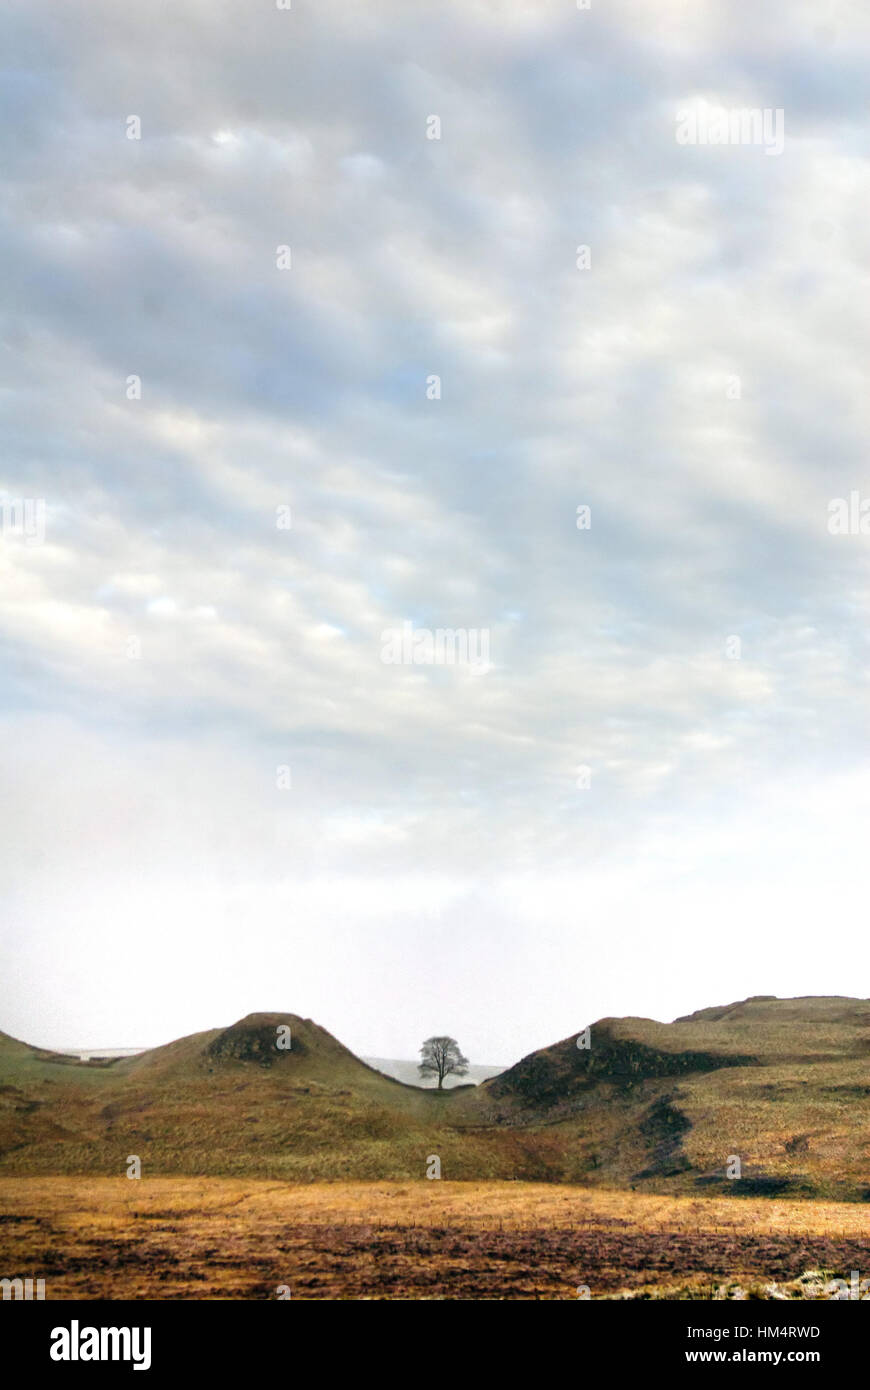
[1, 0, 869, 1058]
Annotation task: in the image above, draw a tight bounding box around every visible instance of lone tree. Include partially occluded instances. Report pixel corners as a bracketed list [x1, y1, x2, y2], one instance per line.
[418, 1036, 469, 1090]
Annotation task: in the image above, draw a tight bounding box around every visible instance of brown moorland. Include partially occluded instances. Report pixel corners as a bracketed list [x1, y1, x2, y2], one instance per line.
[1, 1177, 868, 1300]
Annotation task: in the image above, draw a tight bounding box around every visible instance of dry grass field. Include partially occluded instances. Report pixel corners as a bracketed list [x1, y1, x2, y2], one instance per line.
[2, 1177, 869, 1300]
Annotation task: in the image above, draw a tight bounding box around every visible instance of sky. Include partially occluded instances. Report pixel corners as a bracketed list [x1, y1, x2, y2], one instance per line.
[1, 0, 869, 1065]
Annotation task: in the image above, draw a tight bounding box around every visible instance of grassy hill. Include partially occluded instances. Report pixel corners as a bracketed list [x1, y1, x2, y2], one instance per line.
[3, 997, 870, 1198]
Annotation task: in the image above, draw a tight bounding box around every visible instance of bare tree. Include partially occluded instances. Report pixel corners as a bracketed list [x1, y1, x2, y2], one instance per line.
[418, 1036, 469, 1090]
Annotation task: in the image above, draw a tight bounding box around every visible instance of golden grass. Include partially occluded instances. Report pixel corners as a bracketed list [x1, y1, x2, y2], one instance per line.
[2, 1178, 868, 1299]
[4, 1175, 870, 1230]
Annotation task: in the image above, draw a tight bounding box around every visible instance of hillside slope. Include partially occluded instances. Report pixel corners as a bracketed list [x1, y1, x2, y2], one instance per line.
[3, 998, 870, 1197]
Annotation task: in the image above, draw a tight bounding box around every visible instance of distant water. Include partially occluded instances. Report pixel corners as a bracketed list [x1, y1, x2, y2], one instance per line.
[65, 1048, 146, 1061]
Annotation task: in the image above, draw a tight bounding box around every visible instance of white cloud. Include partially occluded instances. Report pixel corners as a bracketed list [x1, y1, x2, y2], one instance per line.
[1, 0, 869, 1058]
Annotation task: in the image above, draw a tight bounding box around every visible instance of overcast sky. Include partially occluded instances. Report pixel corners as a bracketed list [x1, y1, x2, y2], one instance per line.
[1, 0, 869, 1064]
